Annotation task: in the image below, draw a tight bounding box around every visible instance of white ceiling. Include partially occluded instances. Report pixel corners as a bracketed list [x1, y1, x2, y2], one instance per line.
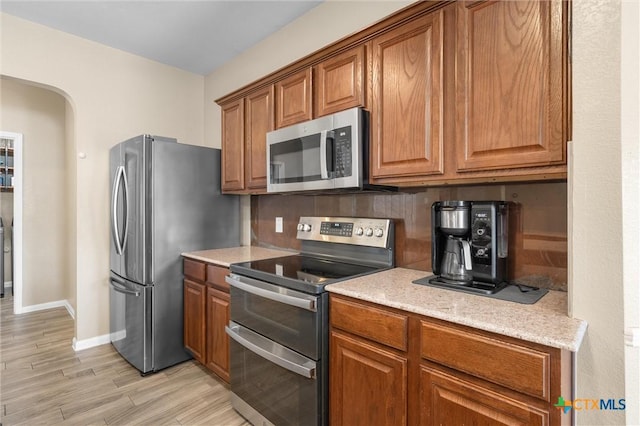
[0, 0, 323, 75]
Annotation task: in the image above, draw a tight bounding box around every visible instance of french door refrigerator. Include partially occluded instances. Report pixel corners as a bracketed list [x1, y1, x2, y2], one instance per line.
[109, 134, 239, 374]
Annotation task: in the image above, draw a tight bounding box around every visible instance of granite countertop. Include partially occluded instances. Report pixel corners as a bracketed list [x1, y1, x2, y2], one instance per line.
[325, 268, 587, 352]
[182, 246, 296, 267]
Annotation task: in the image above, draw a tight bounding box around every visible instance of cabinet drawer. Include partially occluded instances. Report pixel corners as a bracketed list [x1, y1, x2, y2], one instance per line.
[206, 264, 230, 292]
[420, 320, 550, 400]
[330, 296, 408, 351]
[183, 259, 206, 281]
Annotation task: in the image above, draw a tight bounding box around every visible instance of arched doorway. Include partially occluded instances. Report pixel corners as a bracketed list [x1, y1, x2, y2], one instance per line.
[0, 77, 76, 318]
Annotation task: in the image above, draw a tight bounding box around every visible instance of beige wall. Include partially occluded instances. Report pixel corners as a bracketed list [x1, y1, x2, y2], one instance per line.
[571, 0, 636, 424]
[0, 79, 70, 306]
[621, 1, 640, 422]
[0, 12, 205, 342]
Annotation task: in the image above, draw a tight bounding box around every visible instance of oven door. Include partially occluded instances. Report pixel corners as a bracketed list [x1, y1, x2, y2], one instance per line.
[226, 273, 324, 359]
[226, 321, 321, 426]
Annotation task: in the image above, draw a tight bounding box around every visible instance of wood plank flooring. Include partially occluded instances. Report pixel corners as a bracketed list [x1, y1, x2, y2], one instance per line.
[0, 294, 250, 425]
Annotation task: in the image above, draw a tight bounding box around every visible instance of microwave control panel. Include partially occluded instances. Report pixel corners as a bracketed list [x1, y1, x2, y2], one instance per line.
[333, 125, 352, 178]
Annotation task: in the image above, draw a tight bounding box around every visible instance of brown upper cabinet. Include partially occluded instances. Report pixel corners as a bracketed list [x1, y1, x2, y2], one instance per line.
[275, 68, 313, 128]
[369, 8, 446, 182]
[220, 86, 274, 193]
[220, 98, 245, 192]
[315, 45, 366, 117]
[455, 0, 567, 172]
[245, 85, 274, 190]
[216, 0, 570, 192]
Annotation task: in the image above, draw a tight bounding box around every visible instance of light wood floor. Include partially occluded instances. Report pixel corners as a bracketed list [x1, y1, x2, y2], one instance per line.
[0, 294, 250, 425]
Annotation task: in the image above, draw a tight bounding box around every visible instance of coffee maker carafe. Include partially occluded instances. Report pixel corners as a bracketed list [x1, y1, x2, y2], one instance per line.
[430, 201, 509, 294]
[440, 236, 473, 282]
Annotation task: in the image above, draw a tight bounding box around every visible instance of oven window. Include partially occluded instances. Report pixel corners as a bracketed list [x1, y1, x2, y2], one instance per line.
[270, 134, 321, 183]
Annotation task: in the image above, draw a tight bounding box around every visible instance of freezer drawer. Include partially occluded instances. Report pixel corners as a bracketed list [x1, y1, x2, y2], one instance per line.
[110, 273, 152, 373]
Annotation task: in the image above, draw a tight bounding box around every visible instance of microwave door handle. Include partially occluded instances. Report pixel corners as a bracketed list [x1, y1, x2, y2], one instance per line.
[319, 130, 329, 179]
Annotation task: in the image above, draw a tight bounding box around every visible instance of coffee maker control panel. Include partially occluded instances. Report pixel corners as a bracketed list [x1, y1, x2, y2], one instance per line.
[471, 208, 493, 265]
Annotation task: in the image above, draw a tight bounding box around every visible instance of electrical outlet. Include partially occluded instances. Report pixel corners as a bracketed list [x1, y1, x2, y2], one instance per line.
[275, 217, 283, 233]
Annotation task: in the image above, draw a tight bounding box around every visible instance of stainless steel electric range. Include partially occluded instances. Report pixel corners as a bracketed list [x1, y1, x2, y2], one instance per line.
[225, 216, 395, 426]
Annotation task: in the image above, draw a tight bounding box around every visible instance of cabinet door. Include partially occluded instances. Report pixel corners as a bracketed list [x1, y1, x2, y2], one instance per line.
[221, 98, 245, 191]
[420, 365, 548, 426]
[245, 86, 274, 191]
[455, 0, 566, 171]
[183, 279, 206, 363]
[206, 286, 230, 383]
[275, 68, 313, 128]
[315, 45, 365, 117]
[369, 9, 445, 181]
[330, 330, 407, 426]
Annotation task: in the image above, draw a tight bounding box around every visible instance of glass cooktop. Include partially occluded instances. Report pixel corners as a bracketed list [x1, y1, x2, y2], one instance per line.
[230, 255, 381, 294]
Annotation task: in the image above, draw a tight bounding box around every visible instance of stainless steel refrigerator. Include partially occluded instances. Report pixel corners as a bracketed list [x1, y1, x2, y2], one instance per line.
[109, 134, 239, 374]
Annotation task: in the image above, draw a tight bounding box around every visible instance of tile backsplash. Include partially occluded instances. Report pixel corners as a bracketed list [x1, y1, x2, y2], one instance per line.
[250, 182, 568, 291]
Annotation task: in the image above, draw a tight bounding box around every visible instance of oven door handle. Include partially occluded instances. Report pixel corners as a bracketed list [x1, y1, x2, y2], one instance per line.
[226, 274, 317, 312]
[226, 322, 317, 379]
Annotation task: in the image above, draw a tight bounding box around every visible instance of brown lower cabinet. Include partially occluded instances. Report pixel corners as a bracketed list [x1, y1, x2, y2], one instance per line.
[205, 286, 230, 382]
[330, 294, 572, 426]
[183, 258, 231, 383]
[331, 330, 408, 426]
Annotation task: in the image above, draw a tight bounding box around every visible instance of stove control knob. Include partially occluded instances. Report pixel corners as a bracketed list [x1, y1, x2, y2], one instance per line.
[297, 224, 304, 231]
[365, 227, 373, 237]
[355, 227, 364, 236]
[374, 228, 384, 238]
[303, 224, 312, 232]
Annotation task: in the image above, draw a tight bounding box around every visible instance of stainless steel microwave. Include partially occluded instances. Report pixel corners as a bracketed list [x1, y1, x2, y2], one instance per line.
[267, 107, 366, 193]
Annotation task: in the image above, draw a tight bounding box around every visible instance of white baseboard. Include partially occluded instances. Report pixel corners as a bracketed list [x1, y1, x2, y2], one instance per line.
[72, 334, 111, 352]
[16, 298, 109, 352]
[3, 281, 12, 288]
[18, 299, 75, 318]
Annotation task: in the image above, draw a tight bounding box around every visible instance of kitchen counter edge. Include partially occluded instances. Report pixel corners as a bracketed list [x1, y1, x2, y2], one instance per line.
[182, 246, 296, 268]
[325, 268, 587, 352]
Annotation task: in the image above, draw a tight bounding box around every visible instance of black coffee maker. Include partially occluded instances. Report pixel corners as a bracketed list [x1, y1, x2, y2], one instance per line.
[430, 201, 509, 294]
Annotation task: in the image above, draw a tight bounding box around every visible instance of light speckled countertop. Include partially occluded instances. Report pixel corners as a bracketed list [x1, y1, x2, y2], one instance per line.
[182, 246, 296, 267]
[326, 268, 587, 352]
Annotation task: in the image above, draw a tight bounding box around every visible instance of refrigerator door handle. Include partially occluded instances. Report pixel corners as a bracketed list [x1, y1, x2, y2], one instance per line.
[110, 278, 141, 297]
[111, 166, 125, 255]
[120, 166, 130, 253]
